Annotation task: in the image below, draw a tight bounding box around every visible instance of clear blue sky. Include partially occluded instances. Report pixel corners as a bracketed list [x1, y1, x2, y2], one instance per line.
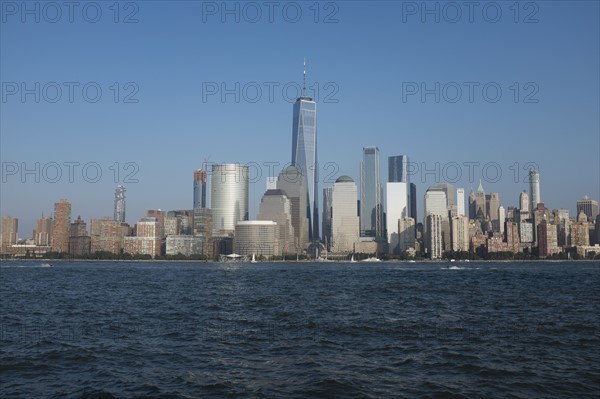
[1, 0, 599, 237]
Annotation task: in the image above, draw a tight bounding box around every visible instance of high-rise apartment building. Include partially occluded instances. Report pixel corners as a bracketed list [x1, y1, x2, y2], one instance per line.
[1, 216, 18, 250]
[426, 214, 443, 259]
[456, 188, 465, 217]
[90, 217, 128, 254]
[193, 169, 207, 209]
[114, 185, 126, 223]
[52, 199, 71, 253]
[69, 216, 90, 256]
[529, 170, 541, 210]
[34, 216, 52, 246]
[451, 215, 469, 252]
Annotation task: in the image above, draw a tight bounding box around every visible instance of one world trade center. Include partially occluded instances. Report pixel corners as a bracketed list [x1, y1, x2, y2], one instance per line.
[291, 60, 319, 241]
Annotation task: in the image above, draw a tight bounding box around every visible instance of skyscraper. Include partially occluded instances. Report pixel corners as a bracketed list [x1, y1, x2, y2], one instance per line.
[475, 180, 486, 219]
[529, 170, 541, 210]
[488, 192, 500, 231]
[331, 176, 359, 253]
[388, 155, 410, 185]
[456, 188, 465, 217]
[34, 216, 52, 246]
[114, 185, 126, 223]
[519, 191, 530, 213]
[322, 187, 333, 249]
[386, 182, 408, 254]
[52, 199, 71, 253]
[193, 169, 207, 209]
[576, 196, 598, 221]
[277, 165, 309, 250]
[389, 155, 415, 220]
[410, 183, 417, 221]
[361, 147, 383, 238]
[291, 60, 318, 241]
[211, 163, 249, 236]
[1, 216, 18, 250]
[257, 189, 296, 255]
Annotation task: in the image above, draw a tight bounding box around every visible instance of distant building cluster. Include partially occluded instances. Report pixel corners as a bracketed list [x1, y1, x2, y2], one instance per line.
[2, 66, 599, 260]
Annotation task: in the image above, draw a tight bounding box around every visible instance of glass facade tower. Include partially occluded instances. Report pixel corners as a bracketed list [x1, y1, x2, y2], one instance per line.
[360, 147, 383, 238]
[291, 95, 318, 241]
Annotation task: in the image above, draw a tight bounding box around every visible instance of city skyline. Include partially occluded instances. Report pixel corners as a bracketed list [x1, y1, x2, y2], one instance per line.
[1, 2, 598, 238]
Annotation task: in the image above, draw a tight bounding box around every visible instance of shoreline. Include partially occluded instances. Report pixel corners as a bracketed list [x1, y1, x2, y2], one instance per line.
[1, 258, 598, 264]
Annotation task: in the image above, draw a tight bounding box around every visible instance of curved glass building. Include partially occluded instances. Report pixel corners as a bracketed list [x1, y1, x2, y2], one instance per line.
[211, 163, 249, 236]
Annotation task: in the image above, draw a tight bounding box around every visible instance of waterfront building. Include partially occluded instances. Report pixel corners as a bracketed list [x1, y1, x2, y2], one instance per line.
[257, 189, 296, 255]
[1, 216, 18, 251]
[234, 221, 279, 257]
[166, 235, 205, 256]
[331, 176, 359, 253]
[52, 199, 71, 253]
[211, 163, 249, 236]
[426, 214, 443, 259]
[34, 216, 52, 246]
[90, 217, 129, 254]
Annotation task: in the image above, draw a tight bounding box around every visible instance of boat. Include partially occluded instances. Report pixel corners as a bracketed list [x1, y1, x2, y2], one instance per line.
[219, 253, 248, 263]
[362, 257, 381, 262]
[41, 263, 53, 267]
[350, 254, 356, 263]
[250, 253, 257, 264]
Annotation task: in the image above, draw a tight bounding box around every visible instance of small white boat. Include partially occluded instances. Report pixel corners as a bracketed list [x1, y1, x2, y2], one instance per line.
[362, 257, 381, 262]
[250, 253, 257, 264]
[41, 263, 53, 267]
[350, 254, 356, 263]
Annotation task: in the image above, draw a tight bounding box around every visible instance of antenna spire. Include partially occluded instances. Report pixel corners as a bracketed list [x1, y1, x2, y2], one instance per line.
[303, 58, 306, 97]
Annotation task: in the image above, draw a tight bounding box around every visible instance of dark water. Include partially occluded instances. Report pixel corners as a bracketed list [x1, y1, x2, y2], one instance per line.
[1, 261, 599, 398]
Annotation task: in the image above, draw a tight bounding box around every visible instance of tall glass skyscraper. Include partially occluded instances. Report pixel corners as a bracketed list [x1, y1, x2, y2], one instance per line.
[388, 155, 410, 184]
[211, 163, 249, 236]
[291, 62, 318, 241]
[389, 155, 415, 220]
[360, 147, 383, 238]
